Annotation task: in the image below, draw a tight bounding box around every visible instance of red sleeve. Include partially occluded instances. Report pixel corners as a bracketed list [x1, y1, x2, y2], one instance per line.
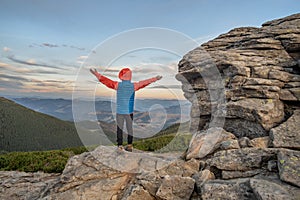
[96, 73, 118, 90]
[134, 77, 158, 91]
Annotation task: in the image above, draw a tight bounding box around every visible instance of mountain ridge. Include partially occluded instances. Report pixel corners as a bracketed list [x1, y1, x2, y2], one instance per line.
[0, 97, 112, 152]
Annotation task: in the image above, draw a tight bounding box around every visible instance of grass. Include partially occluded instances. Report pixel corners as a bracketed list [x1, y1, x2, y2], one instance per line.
[133, 133, 192, 152]
[0, 121, 192, 173]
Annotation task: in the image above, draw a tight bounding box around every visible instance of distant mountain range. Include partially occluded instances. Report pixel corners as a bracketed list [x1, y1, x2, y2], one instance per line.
[12, 98, 191, 129]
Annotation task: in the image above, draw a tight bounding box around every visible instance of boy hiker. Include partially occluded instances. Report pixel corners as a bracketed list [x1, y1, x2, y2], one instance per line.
[90, 68, 162, 152]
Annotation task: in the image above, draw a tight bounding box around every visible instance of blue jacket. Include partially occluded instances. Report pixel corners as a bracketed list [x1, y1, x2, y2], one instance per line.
[116, 80, 135, 114]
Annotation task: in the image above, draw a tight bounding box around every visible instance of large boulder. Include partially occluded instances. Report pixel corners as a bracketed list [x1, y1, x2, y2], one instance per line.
[206, 148, 277, 171]
[176, 13, 300, 138]
[155, 175, 195, 200]
[186, 127, 236, 160]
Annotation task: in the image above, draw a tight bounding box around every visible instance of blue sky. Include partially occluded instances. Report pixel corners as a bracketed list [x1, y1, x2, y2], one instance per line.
[0, 0, 299, 99]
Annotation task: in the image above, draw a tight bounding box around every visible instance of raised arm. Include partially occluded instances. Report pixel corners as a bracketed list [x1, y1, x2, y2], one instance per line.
[90, 68, 118, 90]
[134, 75, 162, 91]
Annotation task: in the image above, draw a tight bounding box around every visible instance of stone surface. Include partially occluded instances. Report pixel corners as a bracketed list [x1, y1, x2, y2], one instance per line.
[277, 149, 300, 187]
[0, 171, 60, 200]
[224, 118, 267, 139]
[158, 158, 199, 177]
[201, 178, 256, 200]
[249, 136, 270, 148]
[122, 185, 155, 200]
[250, 177, 300, 200]
[267, 160, 278, 172]
[222, 169, 262, 180]
[156, 175, 195, 200]
[226, 98, 284, 130]
[43, 146, 183, 199]
[270, 110, 300, 149]
[186, 127, 236, 160]
[206, 148, 277, 171]
[192, 169, 215, 194]
[220, 139, 240, 150]
[238, 137, 251, 148]
[136, 172, 162, 197]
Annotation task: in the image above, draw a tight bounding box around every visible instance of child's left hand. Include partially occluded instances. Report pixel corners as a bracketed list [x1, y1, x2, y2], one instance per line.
[156, 75, 163, 80]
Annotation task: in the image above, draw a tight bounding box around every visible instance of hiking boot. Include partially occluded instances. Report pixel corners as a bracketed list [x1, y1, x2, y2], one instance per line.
[125, 144, 133, 152]
[117, 145, 124, 152]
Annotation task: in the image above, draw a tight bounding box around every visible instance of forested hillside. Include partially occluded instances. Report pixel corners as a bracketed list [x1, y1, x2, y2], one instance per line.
[0, 97, 84, 152]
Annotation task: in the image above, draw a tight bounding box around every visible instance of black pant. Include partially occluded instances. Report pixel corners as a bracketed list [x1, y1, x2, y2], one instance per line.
[116, 113, 133, 145]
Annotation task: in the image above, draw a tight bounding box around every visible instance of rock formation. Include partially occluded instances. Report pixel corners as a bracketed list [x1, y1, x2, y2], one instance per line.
[177, 13, 300, 137]
[1, 13, 300, 200]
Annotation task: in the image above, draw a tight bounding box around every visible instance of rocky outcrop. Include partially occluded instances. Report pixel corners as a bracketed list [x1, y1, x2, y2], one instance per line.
[1, 14, 300, 200]
[176, 13, 300, 138]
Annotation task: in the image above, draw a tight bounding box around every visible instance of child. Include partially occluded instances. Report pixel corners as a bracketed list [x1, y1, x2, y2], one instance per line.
[90, 68, 162, 152]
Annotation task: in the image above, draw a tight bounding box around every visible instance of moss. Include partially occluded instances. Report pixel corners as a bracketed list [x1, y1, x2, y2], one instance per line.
[290, 156, 298, 161]
[279, 159, 285, 164]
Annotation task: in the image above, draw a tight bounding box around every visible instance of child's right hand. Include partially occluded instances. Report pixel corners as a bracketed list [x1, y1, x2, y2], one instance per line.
[90, 68, 98, 76]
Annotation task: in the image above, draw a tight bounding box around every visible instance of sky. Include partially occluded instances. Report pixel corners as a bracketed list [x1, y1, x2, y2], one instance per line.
[0, 0, 299, 100]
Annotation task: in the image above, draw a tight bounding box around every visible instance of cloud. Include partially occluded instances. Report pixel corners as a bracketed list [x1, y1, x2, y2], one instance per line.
[133, 62, 178, 74]
[26, 59, 36, 64]
[0, 62, 10, 67]
[42, 43, 59, 48]
[7, 55, 65, 70]
[0, 73, 29, 82]
[3, 47, 11, 52]
[77, 55, 88, 60]
[0, 61, 61, 74]
[34, 79, 73, 88]
[0, 73, 75, 94]
[69, 45, 85, 51]
[29, 43, 86, 51]
[0, 80, 25, 89]
[83, 65, 120, 73]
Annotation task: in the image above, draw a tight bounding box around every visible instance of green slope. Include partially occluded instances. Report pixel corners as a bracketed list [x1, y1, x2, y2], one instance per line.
[0, 97, 84, 152]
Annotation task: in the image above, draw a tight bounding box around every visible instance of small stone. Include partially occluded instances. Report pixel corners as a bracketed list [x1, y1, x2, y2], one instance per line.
[192, 169, 215, 194]
[156, 175, 195, 200]
[182, 158, 200, 177]
[220, 140, 240, 150]
[249, 136, 270, 148]
[123, 185, 155, 200]
[238, 137, 251, 148]
[267, 160, 278, 172]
